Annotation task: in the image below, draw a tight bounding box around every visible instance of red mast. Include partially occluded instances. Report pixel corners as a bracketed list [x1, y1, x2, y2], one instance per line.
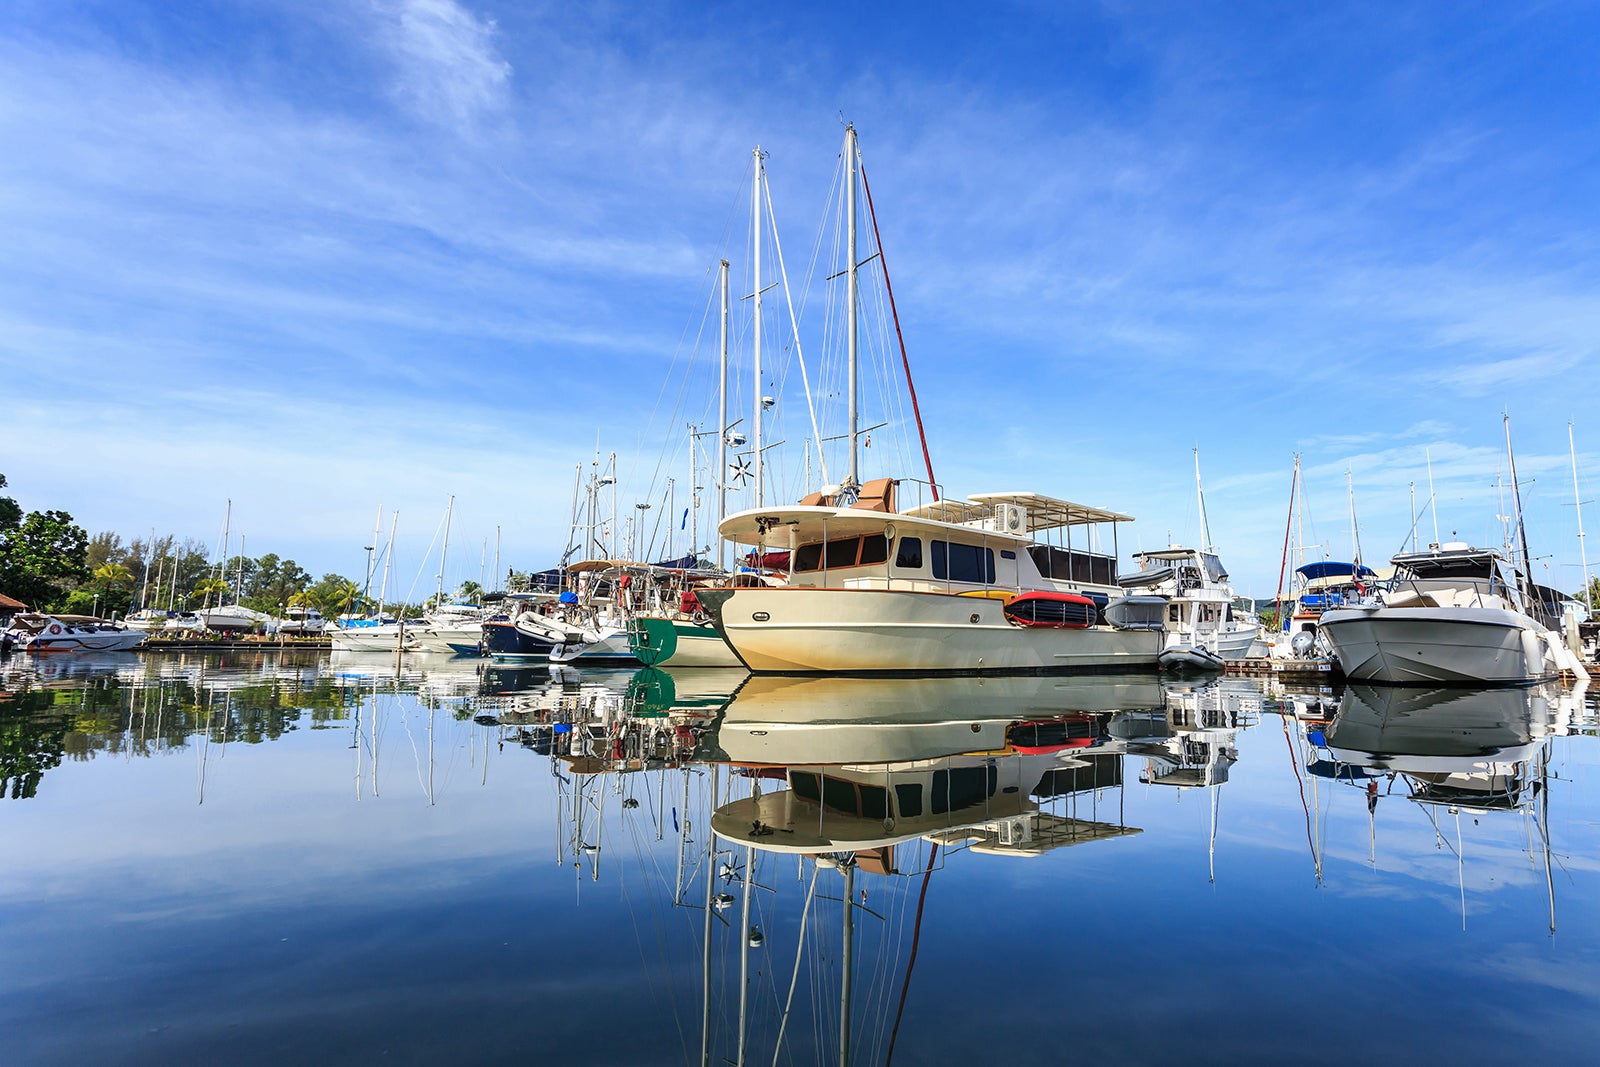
[860, 163, 939, 501]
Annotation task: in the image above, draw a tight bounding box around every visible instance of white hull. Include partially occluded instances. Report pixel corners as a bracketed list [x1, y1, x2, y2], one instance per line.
[196, 606, 270, 633]
[328, 624, 421, 653]
[23, 629, 148, 653]
[1319, 606, 1583, 685]
[703, 587, 1161, 673]
[710, 673, 1164, 764]
[659, 630, 744, 667]
[548, 627, 640, 665]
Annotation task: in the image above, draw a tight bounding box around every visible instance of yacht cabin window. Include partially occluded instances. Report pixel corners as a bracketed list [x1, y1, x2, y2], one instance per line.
[895, 537, 923, 569]
[932, 541, 996, 584]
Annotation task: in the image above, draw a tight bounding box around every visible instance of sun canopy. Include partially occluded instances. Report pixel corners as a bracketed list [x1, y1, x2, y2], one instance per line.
[1295, 561, 1376, 581]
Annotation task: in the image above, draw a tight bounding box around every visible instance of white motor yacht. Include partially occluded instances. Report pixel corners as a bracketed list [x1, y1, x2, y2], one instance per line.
[699, 487, 1164, 674]
[1118, 546, 1260, 660]
[1319, 543, 1588, 685]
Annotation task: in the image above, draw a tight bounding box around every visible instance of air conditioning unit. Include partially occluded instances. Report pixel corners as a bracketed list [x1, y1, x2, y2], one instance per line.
[985, 504, 1028, 534]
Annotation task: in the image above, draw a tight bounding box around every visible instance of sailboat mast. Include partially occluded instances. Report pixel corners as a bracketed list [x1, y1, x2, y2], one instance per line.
[436, 495, 454, 608]
[1193, 448, 1213, 553]
[367, 505, 382, 601]
[1346, 470, 1361, 572]
[1570, 422, 1592, 605]
[1426, 446, 1441, 547]
[378, 510, 398, 617]
[1505, 415, 1534, 595]
[846, 123, 860, 492]
[752, 149, 766, 509]
[718, 258, 730, 570]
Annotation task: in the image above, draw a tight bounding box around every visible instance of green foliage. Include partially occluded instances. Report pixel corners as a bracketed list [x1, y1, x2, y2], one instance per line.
[243, 553, 311, 615]
[0, 478, 90, 610]
[307, 572, 364, 619]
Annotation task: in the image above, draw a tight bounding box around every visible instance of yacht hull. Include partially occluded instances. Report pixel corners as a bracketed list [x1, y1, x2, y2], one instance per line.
[699, 587, 1161, 674]
[24, 630, 148, 653]
[1318, 606, 1565, 684]
[628, 616, 743, 668]
[328, 624, 419, 653]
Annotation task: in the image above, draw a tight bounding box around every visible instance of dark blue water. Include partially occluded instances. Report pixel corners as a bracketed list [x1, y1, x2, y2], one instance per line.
[3, 651, 1596, 1065]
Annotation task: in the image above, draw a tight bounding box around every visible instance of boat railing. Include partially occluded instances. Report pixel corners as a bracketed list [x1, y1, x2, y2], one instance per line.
[895, 477, 946, 516]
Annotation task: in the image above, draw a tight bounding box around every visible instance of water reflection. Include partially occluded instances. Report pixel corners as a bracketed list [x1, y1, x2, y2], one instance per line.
[3, 652, 1599, 1064]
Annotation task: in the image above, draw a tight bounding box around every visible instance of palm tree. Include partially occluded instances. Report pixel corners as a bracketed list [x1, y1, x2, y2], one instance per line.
[190, 577, 229, 608]
[92, 562, 134, 590]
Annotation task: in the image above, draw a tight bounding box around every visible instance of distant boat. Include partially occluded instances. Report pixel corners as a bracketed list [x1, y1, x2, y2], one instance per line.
[195, 604, 273, 634]
[277, 605, 326, 636]
[9, 613, 148, 653]
[1120, 547, 1260, 660]
[327, 615, 421, 653]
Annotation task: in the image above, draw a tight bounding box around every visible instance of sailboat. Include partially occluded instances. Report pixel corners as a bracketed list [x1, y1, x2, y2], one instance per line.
[698, 126, 1164, 675]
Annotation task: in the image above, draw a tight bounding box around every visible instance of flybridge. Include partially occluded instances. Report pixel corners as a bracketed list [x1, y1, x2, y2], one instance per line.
[899, 491, 1133, 533]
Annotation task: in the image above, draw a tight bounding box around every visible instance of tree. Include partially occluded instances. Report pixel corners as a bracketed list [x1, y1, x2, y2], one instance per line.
[0, 486, 90, 611]
[89, 561, 137, 618]
[191, 577, 230, 607]
[306, 573, 363, 620]
[244, 553, 310, 616]
[457, 580, 484, 603]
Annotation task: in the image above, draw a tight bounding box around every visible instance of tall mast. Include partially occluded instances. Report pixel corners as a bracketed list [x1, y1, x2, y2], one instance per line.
[1570, 422, 1592, 606]
[367, 505, 382, 603]
[138, 526, 154, 611]
[688, 425, 698, 563]
[494, 525, 501, 593]
[752, 148, 766, 509]
[1193, 448, 1213, 553]
[436, 495, 454, 608]
[378, 510, 398, 617]
[718, 258, 730, 570]
[846, 123, 861, 492]
[1505, 415, 1534, 593]
[1426, 446, 1440, 547]
[1346, 471, 1361, 573]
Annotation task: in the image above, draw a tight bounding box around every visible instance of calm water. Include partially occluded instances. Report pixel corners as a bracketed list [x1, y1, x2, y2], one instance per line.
[3, 651, 1598, 1065]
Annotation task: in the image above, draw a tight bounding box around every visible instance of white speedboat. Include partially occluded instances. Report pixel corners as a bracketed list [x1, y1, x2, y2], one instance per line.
[1319, 543, 1588, 685]
[10, 613, 149, 653]
[327, 615, 422, 653]
[700, 489, 1164, 674]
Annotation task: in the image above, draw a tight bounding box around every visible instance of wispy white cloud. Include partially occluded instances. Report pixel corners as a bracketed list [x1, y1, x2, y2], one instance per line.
[369, 0, 512, 129]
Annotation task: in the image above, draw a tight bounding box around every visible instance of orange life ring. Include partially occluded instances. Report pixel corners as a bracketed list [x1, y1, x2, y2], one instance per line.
[48, 623, 62, 635]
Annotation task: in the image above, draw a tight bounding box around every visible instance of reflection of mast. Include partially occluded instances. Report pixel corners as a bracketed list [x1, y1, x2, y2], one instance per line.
[839, 858, 856, 1067]
[699, 764, 718, 1067]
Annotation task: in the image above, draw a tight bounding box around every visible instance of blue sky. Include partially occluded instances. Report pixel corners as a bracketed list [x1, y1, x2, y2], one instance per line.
[3, 0, 1598, 597]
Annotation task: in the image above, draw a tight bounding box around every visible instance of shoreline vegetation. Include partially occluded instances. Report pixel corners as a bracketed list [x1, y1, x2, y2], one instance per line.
[0, 473, 470, 622]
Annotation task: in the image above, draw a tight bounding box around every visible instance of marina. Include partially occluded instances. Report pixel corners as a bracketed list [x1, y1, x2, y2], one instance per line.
[6, 4, 1600, 1064]
[3, 651, 1599, 1064]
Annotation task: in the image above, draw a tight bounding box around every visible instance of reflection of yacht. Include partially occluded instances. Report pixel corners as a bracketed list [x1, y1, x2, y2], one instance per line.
[1128, 680, 1255, 789]
[703, 673, 1164, 766]
[1319, 544, 1588, 685]
[1323, 683, 1570, 774]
